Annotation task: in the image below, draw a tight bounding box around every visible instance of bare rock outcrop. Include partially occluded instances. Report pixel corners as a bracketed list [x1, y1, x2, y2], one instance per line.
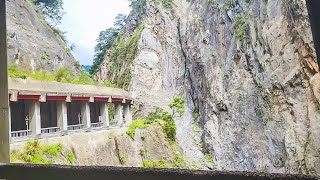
[95, 0, 320, 175]
[6, 0, 80, 72]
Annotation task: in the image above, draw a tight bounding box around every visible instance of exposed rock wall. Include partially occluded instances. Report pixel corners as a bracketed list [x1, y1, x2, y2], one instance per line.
[95, 0, 320, 175]
[6, 0, 79, 72]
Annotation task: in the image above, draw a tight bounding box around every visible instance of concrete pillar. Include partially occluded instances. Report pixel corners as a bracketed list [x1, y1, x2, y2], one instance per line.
[81, 101, 91, 128]
[57, 101, 68, 131]
[0, 0, 9, 163]
[100, 102, 109, 128]
[124, 104, 132, 127]
[29, 101, 41, 135]
[8, 104, 11, 137]
[115, 103, 123, 126]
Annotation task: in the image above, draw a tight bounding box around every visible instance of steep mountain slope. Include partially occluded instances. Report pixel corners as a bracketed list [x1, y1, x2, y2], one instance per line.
[95, 0, 320, 175]
[6, 0, 79, 73]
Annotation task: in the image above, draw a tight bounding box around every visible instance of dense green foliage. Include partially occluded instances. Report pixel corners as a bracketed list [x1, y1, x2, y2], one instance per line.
[10, 140, 64, 164]
[8, 65, 119, 88]
[127, 97, 185, 142]
[89, 28, 120, 75]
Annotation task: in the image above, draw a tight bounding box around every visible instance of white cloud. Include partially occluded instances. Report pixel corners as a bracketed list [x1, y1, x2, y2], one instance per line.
[59, 0, 131, 65]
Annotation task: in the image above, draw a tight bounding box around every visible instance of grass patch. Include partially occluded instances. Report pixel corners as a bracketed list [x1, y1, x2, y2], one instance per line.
[143, 158, 171, 169]
[42, 144, 63, 158]
[173, 153, 186, 168]
[127, 119, 148, 139]
[10, 140, 69, 165]
[66, 153, 76, 164]
[204, 153, 218, 169]
[8, 65, 120, 88]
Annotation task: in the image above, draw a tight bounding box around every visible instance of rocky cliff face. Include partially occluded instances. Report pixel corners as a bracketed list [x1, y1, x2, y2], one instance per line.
[95, 0, 320, 175]
[11, 127, 176, 167]
[6, 0, 79, 72]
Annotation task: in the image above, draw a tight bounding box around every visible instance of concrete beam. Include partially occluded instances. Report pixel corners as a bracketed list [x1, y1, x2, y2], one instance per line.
[100, 102, 109, 128]
[57, 101, 68, 131]
[29, 101, 41, 135]
[81, 101, 91, 128]
[0, 0, 9, 163]
[115, 103, 123, 126]
[123, 104, 132, 127]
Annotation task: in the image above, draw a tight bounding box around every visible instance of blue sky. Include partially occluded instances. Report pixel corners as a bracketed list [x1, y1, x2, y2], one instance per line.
[59, 0, 131, 65]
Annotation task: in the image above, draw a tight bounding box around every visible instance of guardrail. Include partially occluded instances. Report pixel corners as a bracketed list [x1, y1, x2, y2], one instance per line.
[41, 127, 60, 134]
[91, 122, 103, 128]
[67, 124, 84, 131]
[0, 164, 318, 180]
[11, 130, 32, 138]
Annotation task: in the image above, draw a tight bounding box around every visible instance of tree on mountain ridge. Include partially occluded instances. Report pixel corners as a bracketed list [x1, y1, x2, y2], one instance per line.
[89, 28, 120, 75]
[33, 0, 64, 26]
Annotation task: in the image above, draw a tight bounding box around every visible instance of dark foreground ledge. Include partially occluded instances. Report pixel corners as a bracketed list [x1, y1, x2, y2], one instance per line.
[0, 164, 319, 180]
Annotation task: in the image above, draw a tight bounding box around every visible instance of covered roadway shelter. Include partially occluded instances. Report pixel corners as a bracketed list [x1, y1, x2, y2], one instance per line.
[8, 78, 133, 139]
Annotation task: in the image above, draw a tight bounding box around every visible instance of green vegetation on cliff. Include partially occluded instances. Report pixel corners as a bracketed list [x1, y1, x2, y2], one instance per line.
[90, 15, 127, 75]
[90, 28, 120, 75]
[127, 97, 185, 142]
[109, 23, 144, 89]
[32, 0, 64, 26]
[142, 153, 186, 169]
[8, 65, 119, 88]
[91, 0, 174, 89]
[129, 0, 173, 15]
[10, 140, 75, 165]
[143, 158, 171, 168]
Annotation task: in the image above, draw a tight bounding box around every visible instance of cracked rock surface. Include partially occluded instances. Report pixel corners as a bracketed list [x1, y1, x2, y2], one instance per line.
[95, 0, 320, 175]
[6, 0, 79, 72]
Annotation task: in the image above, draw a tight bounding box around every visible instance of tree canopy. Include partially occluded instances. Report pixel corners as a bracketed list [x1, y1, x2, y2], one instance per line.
[89, 28, 120, 75]
[33, 0, 64, 25]
[89, 13, 128, 75]
[128, 0, 147, 16]
[114, 14, 127, 30]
